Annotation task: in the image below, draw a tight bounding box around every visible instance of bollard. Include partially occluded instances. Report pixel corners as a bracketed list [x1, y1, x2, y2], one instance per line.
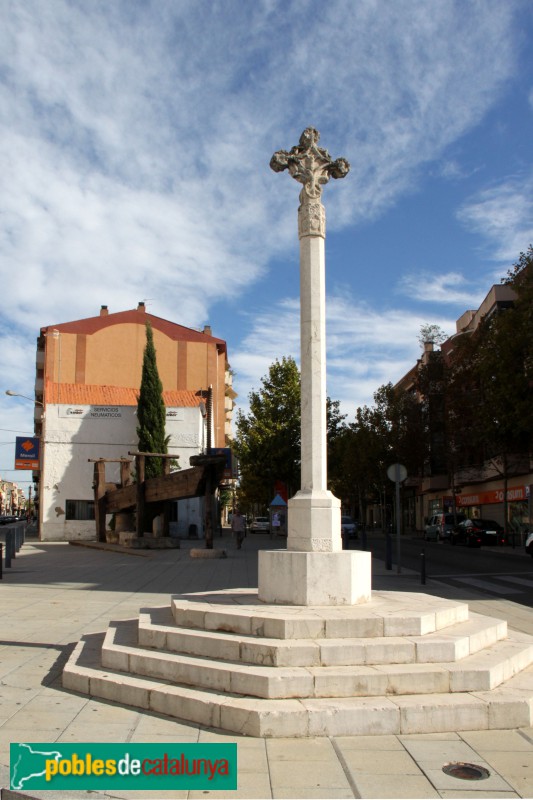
[385, 531, 392, 570]
[421, 547, 426, 585]
[5, 533, 12, 568]
[362, 529, 367, 551]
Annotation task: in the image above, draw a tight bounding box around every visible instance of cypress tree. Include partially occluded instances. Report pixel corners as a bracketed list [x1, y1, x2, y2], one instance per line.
[137, 321, 167, 479]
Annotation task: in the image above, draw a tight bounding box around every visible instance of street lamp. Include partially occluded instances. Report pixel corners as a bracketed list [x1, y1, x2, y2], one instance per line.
[5, 390, 44, 407]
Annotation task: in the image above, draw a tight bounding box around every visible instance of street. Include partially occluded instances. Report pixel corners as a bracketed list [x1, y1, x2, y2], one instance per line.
[351, 531, 533, 610]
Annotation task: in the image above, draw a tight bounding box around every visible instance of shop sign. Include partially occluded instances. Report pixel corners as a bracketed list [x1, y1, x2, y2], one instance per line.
[60, 406, 124, 419]
[15, 437, 40, 470]
[166, 409, 184, 420]
[456, 486, 528, 507]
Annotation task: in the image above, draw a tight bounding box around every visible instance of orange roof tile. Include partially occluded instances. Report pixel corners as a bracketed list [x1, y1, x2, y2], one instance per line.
[40, 309, 226, 352]
[45, 381, 202, 408]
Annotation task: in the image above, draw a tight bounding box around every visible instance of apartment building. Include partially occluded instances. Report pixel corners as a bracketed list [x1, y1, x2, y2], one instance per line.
[396, 284, 532, 534]
[33, 303, 235, 541]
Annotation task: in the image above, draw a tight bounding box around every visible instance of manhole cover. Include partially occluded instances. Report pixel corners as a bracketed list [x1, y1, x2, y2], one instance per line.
[442, 762, 490, 781]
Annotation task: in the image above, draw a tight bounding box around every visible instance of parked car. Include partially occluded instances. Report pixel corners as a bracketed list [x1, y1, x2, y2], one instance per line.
[525, 531, 533, 558]
[464, 518, 505, 546]
[450, 520, 482, 548]
[424, 513, 465, 542]
[249, 516, 270, 533]
[341, 516, 358, 539]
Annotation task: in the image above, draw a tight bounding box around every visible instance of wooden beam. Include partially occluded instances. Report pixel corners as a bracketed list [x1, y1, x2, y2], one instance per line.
[93, 461, 107, 543]
[120, 460, 132, 487]
[128, 451, 177, 458]
[144, 467, 205, 504]
[136, 454, 146, 537]
[104, 484, 137, 513]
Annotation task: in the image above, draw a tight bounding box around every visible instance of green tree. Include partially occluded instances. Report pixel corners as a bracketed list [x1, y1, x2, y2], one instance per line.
[233, 357, 301, 511]
[137, 322, 168, 480]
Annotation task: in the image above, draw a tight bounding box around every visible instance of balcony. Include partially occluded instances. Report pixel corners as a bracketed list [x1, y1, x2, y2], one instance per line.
[420, 475, 449, 492]
[455, 454, 531, 486]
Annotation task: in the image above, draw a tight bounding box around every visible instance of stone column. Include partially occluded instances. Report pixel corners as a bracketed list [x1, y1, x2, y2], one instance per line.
[258, 128, 371, 605]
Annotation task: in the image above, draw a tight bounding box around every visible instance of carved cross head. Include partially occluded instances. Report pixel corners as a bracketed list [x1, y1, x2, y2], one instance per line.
[270, 127, 350, 204]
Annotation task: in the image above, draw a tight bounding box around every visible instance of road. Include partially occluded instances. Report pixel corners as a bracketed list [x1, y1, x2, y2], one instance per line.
[349, 531, 533, 609]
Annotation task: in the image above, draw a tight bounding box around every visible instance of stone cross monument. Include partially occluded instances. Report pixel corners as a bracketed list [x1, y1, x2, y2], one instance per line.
[258, 128, 371, 605]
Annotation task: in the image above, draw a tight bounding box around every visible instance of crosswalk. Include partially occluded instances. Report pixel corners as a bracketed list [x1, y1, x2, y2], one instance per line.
[432, 571, 533, 598]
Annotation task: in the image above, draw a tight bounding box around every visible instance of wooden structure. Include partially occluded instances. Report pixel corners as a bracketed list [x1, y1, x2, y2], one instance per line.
[91, 453, 226, 548]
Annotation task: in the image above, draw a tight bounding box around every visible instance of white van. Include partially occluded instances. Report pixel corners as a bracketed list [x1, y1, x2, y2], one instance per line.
[424, 513, 465, 542]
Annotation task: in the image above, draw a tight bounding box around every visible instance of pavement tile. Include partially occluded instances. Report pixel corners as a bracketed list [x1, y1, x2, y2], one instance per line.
[188, 769, 272, 798]
[133, 714, 199, 737]
[480, 750, 533, 778]
[128, 733, 200, 744]
[272, 788, 354, 798]
[503, 776, 533, 796]
[105, 791, 189, 799]
[266, 737, 338, 761]
[400, 737, 487, 767]
[399, 731, 462, 741]
[268, 757, 351, 790]
[351, 773, 439, 798]
[198, 728, 257, 743]
[461, 729, 533, 752]
[439, 792, 519, 798]
[73, 700, 142, 724]
[334, 734, 406, 750]
[337, 748, 421, 775]
[0, 711, 78, 731]
[56, 723, 135, 742]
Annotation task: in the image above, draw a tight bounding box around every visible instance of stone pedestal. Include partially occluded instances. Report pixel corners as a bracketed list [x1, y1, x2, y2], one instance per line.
[287, 490, 342, 552]
[258, 549, 371, 605]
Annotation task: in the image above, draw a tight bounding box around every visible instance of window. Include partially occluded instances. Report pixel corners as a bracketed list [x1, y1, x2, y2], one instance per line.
[65, 500, 95, 520]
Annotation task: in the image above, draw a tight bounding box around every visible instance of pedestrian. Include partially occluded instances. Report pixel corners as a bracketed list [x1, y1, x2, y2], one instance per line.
[231, 509, 246, 549]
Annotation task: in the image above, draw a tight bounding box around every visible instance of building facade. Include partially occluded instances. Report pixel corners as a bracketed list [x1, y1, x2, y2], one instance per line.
[33, 304, 235, 541]
[395, 284, 532, 537]
[0, 479, 24, 517]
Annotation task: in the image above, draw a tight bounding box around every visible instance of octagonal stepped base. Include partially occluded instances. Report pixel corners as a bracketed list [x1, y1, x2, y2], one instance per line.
[62, 590, 533, 737]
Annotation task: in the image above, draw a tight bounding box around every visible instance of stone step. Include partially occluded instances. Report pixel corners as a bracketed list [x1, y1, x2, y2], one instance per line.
[170, 589, 470, 639]
[139, 606, 506, 667]
[100, 618, 532, 700]
[62, 631, 533, 737]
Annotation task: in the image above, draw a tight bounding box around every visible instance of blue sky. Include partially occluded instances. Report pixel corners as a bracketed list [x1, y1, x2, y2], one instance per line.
[1, 0, 533, 490]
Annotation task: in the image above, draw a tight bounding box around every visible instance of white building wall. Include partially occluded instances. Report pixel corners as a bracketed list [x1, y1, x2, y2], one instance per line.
[41, 403, 205, 541]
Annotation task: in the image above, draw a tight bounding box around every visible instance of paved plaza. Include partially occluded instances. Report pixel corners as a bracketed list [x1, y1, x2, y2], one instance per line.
[0, 530, 532, 799]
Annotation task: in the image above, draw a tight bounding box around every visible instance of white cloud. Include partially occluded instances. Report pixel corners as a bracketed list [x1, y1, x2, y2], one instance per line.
[457, 173, 533, 264]
[397, 272, 485, 306]
[232, 292, 455, 419]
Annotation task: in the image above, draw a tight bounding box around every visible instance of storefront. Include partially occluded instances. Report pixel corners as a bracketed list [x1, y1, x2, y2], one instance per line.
[455, 485, 531, 533]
